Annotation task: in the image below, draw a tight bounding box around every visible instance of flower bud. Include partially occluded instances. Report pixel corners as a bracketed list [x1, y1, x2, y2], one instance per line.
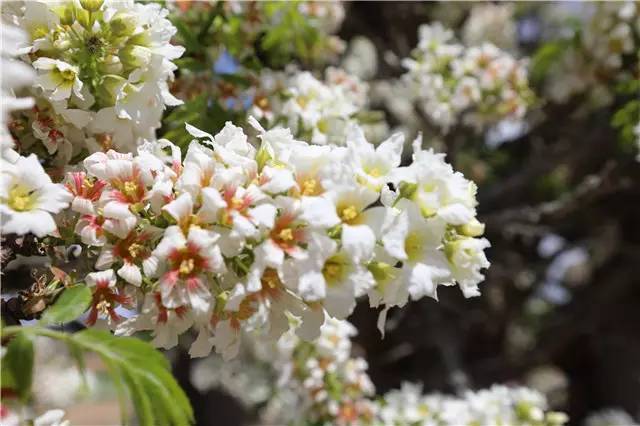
[255, 141, 274, 172]
[54, 4, 76, 25]
[393, 181, 417, 206]
[110, 12, 137, 36]
[458, 218, 485, 237]
[546, 412, 569, 425]
[80, 0, 104, 12]
[97, 74, 127, 106]
[119, 44, 152, 68]
[99, 54, 122, 74]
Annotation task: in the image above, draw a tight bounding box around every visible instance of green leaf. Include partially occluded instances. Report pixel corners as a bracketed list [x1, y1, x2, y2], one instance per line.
[530, 41, 569, 84]
[41, 284, 92, 325]
[70, 329, 193, 426]
[3, 332, 34, 402]
[172, 18, 202, 54]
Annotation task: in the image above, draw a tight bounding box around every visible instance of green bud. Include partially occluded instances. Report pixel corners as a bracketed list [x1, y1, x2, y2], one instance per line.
[214, 291, 229, 314]
[119, 44, 151, 68]
[255, 141, 274, 172]
[52, 34, 71, 51]
[80, 0, 104, 12]
[54, 4, 76, 25]
[393, 181, 417, 206]
[546, 412, 569, 425]
[99, 54, 122, 74]
[458, 218, 485, 237]
[99, 75, 127, 105]
[327, 224, 342, 240]
[76, 8, 91, 29]
[110, 12, 137, 37]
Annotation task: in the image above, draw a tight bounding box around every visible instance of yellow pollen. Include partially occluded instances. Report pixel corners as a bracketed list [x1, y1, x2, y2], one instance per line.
[296, 96, 309, 108]
[230, 197, 244, 210]
[123, 181, 137, 197]
[179, 258, 195, 275]
[83, 177, 94, 188]
[8, 186, 35, 212]
[96, 300, 111, 313]
[262, 270, 280, 289]
[367, 167, 381, 178]
[278, 228, 294, 242]
[128, 243, 143, 259]
[339, 205, 358, 222]
[256, 97, 269, 109]
[324, 264, 341, 279]
[302, 178, 318, 196]
[31, 26, 48, 40]
[60, 69, 76, 81]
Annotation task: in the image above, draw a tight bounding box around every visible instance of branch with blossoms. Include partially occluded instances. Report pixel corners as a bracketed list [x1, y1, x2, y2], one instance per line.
[4, 0, 637, 424]
[192, 317, 569, 426]
[17, 116, 488, 360]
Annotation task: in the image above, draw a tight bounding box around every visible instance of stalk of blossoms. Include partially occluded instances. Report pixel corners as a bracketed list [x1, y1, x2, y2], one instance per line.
[4, 0, 184, 165]
[251, 67, 372, 146]
[254, 318, 568, 426]
[402, 23, 534, 132]
[47, 118, 491, 359]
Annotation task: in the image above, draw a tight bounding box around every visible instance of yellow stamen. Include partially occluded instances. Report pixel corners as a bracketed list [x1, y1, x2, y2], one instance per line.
[230, 197, 244, 210]
[367, 167, 381, 178]
[261, 269, 281, 289]
[96, 300, 111, 314]
[123, 181, 137, 197]
[179, 258, 195, 275]
[128, 243, 143, 259]
[8, 186, 35, 212]
[339, 205, 358, 222]
[278, 228, 294, 241]
[301, 178, 319, 196]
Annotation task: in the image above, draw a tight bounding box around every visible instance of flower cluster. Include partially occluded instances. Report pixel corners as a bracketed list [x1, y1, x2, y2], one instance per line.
[402, 23, 533, 132]
[259, 318, 568, 426]
[542, 2, 638, 105]
[376, 382, 568, 426]
[50, 119, 489, 359]
[0, 407, 69, 426]
[251, 67, 371, 146]
[461, 3, 517, 50]
[267, 318, 377, 425]
[4, 0, 183, 164]
[1, 20, 35, 157]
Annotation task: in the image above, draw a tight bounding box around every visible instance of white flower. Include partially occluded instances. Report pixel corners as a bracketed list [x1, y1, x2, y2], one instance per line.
[346, 124, 404, 191]
[116, 292, 193, 350]
[0, 154, 71, 237]
[381, 199, 450, 302]
[445, 236, 491, 298]
[33, 409, 70, 426]
[325, 185, 382, 263]
[402, 23, 531, 131]
[153, 225, 224, 316]
[1, 22, 35, 156]
[33, 58, 83, 102]
[283, 233, 374, 319]
[8, 0, 184, 156]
